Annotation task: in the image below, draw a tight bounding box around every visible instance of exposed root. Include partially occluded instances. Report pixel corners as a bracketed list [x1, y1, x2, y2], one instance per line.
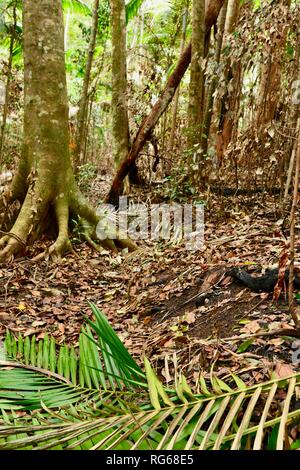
[0, 228, 28, 262]
[0, 184, 138, 263]
[115, 237, 139, 252]
[0, 184, 48, 262]
[48, 195, 73, 260]
[48, 237, 73, 260]
[0, 238, 24, 262]
[72, 191, 138, 253]
[79, 218, 118, 253]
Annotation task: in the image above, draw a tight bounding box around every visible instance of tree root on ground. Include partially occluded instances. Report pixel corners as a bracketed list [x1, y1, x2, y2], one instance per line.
[0, 187, 137, 263]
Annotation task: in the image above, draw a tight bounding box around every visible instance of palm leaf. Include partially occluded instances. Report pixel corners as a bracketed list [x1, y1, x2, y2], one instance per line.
[2, 304, 146, 391]
[125, 0, 145, 23]
[62, 0, 91, 15]
[1, 305, 300, 450]
[85, 303, 146, 388]
[1, 372, 300, 449]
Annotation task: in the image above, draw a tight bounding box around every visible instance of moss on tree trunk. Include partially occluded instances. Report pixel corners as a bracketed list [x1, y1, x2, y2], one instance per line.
[0, 0, 135, 262]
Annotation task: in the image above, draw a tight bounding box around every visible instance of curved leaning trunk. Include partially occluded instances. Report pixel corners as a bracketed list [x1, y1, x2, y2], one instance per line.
[106, 0, 226, 206]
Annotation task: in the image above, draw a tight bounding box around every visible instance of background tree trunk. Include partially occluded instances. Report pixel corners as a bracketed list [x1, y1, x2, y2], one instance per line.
[253, 0, 291, 130]
[73, 0, 100, 171]
[111, 0, 140, 188]
[168, 7, 188, 156]
[106, 0, 225, 205]
[215, 0, 241, 164]
[111, 0, 130, 168]
[0, 1, 17, 163]
[187, 0, 206, 152]
[202, 0, 228, 157]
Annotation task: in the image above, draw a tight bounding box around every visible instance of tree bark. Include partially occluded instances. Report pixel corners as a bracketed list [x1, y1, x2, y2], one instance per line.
[0, 1, 17, 162]
[73, 0, 100, 171]
[168, 8, 188, 155]
[215, 0, 241, 164]
[202, 0, 228, 157]
[224, 0, 240, 34]
[288, 116, 300, 331]
[107, 0, 225, 206]
[254, 0, 290, 129]
[187, 0, 206, 151]
[284, 32, 300, 201]
[111, 0, 130, 167]
[0, 0, 134, 262]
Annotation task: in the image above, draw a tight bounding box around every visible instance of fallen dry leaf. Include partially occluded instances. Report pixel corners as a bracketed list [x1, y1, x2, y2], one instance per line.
[274, 362, 295, 379]
[240, 320, 261, 334]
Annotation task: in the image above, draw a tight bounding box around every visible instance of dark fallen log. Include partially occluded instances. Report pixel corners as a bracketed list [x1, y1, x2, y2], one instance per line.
[228, 267, 300, 293]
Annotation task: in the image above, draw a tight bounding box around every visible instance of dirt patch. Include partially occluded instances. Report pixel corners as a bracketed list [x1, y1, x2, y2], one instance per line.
[140, 267, 267, 339]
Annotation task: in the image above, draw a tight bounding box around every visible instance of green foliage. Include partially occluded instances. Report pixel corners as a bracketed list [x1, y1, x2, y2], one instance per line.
[1, 304, 300, 450]
[97, 0, 110, 31]
[162, 171, 198, 202]
[2, 304, 146, 393]
[0, 16, 5, 34]
[126, 0, 145, 23]
[62, 0, 92, 16]
[76, 163, 97, 190]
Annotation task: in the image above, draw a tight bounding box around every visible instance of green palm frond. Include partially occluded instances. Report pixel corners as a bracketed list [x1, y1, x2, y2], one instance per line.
[2, 0, 91, 17]
[1, 305, 300, 450]
[1, 371, 300, 450]
[1, 303, 146, 396]
[126, 0, 145, 23]
[84, 303, 146, 389]
[0, 0, 91, 61]
[62, 0, 91, 15]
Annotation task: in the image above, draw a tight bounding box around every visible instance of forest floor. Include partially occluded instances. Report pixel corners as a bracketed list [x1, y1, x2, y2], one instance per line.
[0, 175, 299, 387]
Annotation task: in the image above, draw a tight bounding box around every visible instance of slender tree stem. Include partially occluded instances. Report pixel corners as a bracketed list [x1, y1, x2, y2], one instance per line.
[0, 1, 17, 163]
[74, 0, 100, 171]
[168, 7, 188, 155]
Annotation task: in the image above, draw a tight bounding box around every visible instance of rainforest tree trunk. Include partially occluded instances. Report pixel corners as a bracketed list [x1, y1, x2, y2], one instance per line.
[0, 0, 134, 262]
[111, 0, 139, 187]
[73, 0, 99, 171]
[168, 8, 188, 155]
[215, 0, 241, 164]
[107, 0, 225, 206]
[202, 0, 228, 157]
[111, 0, 130, 167]
[254, 3, 290, 129]
[187, 0, 206, 153]
[0, 1, 17, 162]
[224, 0, 240, 33]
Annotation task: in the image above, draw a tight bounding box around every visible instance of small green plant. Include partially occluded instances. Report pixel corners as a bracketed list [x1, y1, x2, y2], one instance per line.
[76, 163, 97, 191]
[162, 170, 197, 202]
